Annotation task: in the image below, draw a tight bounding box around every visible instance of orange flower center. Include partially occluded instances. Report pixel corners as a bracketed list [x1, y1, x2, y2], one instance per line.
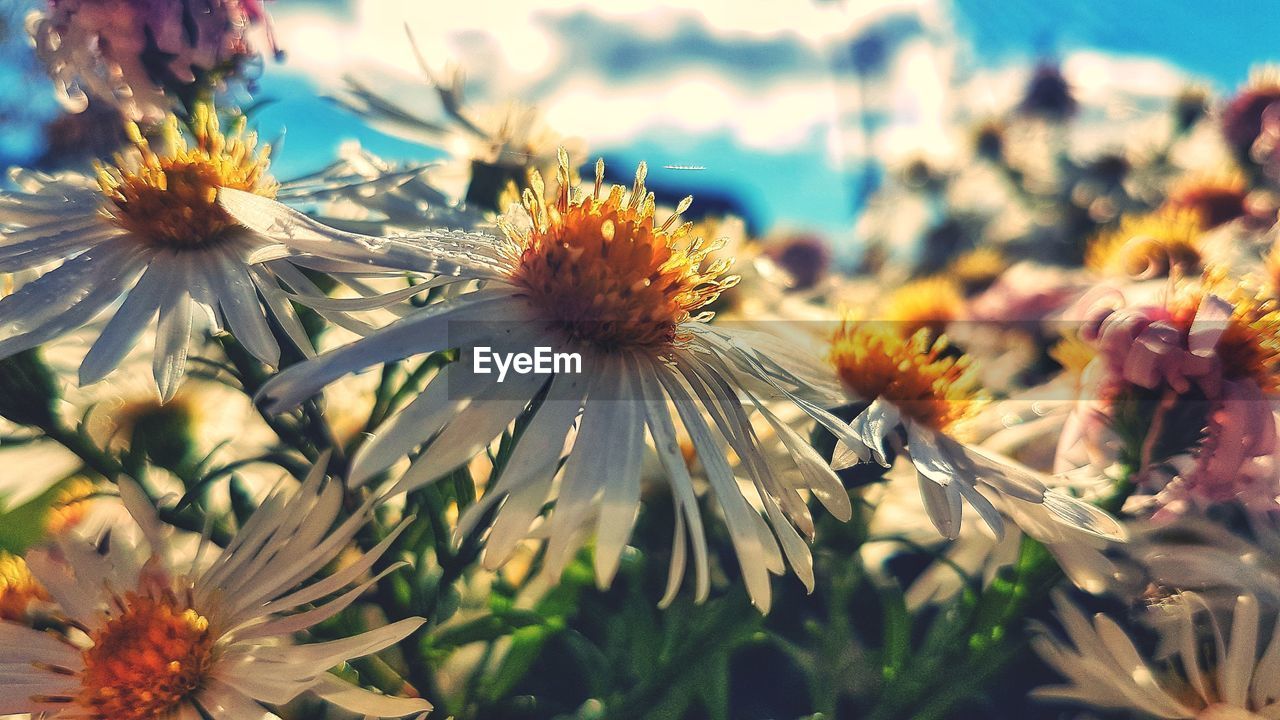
[79, 591, 214, 719]
[829, 322, 986, 432]
[0, 552, 47, 622]
[502, 151, 738, 352]
[97, 105, 276, 249]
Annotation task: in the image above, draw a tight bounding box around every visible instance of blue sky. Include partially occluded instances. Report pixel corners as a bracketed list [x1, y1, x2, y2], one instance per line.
[952, 0, 1278, 88]
[248, 0, 1279, 238]
[6, 1, 1280, 238]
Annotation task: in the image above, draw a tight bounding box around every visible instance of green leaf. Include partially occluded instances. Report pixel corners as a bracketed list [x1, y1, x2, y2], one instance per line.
[0, 476, 77, 553]
[479, 623, 559, 703]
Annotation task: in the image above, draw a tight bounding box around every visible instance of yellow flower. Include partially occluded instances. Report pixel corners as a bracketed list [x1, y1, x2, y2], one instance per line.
[1169, 282, 1280, 393]
[881, 277, 965, 339]
[948, 247, 1007, 296]
[1085, 210, 1204, 279]
[1165, 171, 1248, 228]
[830, 321, 986, 434]
[44, 478, 97, 538]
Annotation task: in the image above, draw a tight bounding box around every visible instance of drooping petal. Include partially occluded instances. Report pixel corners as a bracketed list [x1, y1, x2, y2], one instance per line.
[256, 291, 526, 413]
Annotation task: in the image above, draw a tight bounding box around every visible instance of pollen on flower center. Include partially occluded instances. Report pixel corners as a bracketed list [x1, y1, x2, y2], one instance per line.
[97, 105, 277, 249]
[79, 591, 214, 720]
[0, 551, 46, 622]
[501, 150, 739, 352]
[829, 322, 987, 432]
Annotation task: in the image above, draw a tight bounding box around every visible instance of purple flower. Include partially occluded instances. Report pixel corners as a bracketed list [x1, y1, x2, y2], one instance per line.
[30, 0, 276, 120]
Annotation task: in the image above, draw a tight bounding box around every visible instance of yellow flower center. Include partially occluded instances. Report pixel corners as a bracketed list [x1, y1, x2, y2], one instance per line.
[1171, 287, 1280, 393]
[44, 478, 97, 537]
[829, 322, 987, 432]
[1050, 333, 1097, 388]
[1086, 210, 1204, 279]
[0, 552, 46, 622]
[881, 277, 964, 338]
[79, 591, 214, 719]
[502, 151, 738, 352]
[948, 247, 1006, 295]
[97, 105, 276, 249]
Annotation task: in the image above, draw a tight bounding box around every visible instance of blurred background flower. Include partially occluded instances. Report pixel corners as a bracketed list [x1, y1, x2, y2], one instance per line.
[4, 0, 1276, 259]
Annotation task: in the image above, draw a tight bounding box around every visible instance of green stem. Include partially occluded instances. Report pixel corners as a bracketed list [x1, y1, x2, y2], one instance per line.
[609, 595, 757, 720]
[42, 422, 127, 480]
[869, 476, 1136, 720]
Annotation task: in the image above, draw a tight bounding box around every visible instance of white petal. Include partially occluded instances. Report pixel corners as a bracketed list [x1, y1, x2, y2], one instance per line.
[541, 356, 622, 581]
[0, 220, 116, 273]
[656, 363, 778, 612]
[257, 291, 525, 413]
[1222, 595, 1259, 708]
[0, 240, 147, 355]
[851, 398, 902, 468]
[309, 673, 432, 717]
[79, 260, 168, 385]
[636, 356, 710, 604]
[1041, 490, 1128, 542]
[465, 371, 589, 568]
[154, 284, 194, 403]
[393, 372, 539, 493]
[248, 264, 314, 357]
[679, 354, 814, 588]
[211, 249, 279, 366]
[916, 474, 962, 539]
[219, 187, 505, 277]
[194, 678, 279, 720]
[592, 353, 647, 588]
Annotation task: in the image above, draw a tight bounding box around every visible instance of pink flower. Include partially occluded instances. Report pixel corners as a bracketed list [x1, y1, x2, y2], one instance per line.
[1061, 288, 1280, 514]
[30, 0, 276, 120]
[1083, 293, 1228, 398]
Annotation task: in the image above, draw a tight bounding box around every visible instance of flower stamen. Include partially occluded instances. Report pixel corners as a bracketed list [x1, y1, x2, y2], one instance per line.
[830, 321, 987, 432]
[78, 590, 214, 720]
[502, 150, 739, 352]
[96, 105, 276, 249]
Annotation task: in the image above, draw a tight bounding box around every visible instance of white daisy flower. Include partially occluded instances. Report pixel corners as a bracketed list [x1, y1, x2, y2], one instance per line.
[0, 106, 420, 402]
[219, 151, 863, 612]
[0, 459, 432, 719]
[335, 37, 585, 213]
[1034, 591, 1280, 720]
[827, 321, 1122, 541]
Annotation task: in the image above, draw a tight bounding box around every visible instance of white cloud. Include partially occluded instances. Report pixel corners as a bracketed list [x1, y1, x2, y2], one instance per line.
[271, 0, 952, 162]
[539, 70, 842, 155]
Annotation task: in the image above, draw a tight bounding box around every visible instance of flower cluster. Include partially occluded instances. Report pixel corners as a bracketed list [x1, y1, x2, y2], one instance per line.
[4, 5, 1280, 720]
